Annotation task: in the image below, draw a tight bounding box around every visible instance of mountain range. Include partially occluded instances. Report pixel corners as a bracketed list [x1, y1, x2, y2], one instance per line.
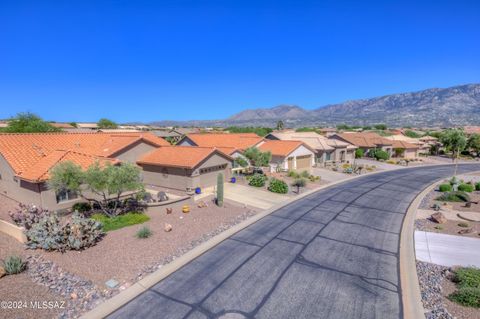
[150, 83, 480, 128]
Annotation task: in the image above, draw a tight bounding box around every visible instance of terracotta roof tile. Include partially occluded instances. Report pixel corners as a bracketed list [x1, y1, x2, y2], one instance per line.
[20, 150, 118, 182]
[185, 133, 263, 150]
[335, 133, 393, 148]
[258, 140, 311, 157]
[0, 132, 168, 179]
[137, 146, 232, 169]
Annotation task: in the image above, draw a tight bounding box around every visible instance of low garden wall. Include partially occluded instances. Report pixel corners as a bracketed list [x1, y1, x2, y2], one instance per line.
[0, 219, 27, 243]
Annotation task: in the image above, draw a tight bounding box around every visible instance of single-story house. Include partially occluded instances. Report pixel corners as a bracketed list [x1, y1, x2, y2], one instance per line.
[332, 132, 394, 157]
[265, 131, 357, 166]
[137, 146, 233, 191]
[256, 140, 315, 172]
[177, 132, 264, 150]
[0, 132, 169, 210]
[385, 135, 424, 157]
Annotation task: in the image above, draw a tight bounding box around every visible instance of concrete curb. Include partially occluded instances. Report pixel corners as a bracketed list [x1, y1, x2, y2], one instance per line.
[80, 163, 477, 319]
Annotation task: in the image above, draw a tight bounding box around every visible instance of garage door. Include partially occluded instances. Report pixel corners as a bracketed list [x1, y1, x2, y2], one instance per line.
[199, 171, 219, 188]
[296, 155, 312, 170]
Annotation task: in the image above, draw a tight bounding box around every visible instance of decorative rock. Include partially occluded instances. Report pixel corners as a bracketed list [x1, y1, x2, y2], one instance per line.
[182, 205, 190, 213]
[0, 266, 5, 278]
[458, 228, 473, 234]
[197, 201, 207, 208]
[164, 223, 172, 232]
[70, 292, 78, 299]
[430, 212, 447, 224]
[105, 279, 119, 289]
[157, 191, 169, 202]
[166, 207, 173, 214]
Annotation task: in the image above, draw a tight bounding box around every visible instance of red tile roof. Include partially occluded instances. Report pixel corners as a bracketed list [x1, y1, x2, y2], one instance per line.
[0, 132, 168, 181]
[20, 150, 118, 182]
[258, 140, 312, 157]
[184, 133, 263, 150]
[137, 146, 233, 169]
[335, 133, 393, 148]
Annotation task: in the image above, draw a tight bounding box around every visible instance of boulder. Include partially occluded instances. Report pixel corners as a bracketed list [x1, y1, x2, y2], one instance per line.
[166, 208, 173, 214]
[431, 212, 447, 224]
[0, 266, 5, 278]
[164, 223, 172, 232]
[458, 228, 473, 235]
[157, 191, 169, 202]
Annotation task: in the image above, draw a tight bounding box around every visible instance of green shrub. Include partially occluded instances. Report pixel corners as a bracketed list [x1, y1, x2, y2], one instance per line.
[374, 149, 390, 161]
[292, 178, 307, 193]
[436, 191, 470, 202]
[26, 212, 103, 252]
[459, 183, 474, 192]
[476, 182, 480, 191]
[136, 226, 152, 239]
[453, 267, 480, 289]
[448, 287, 480, 308]
[439, 184, 452, 192]
[458, 222, 470, 228]
[2, 255, 27, 274]
[92, 212, 150, 232]
[268, 178, 289, 194]
[309, 175, 320, 182]
[355, 148, 364, 158]
[300, 170, 310, 178]
[248, 174, 267, 187]
[72, 202, 92, 213]
[287, 170, 300, 178]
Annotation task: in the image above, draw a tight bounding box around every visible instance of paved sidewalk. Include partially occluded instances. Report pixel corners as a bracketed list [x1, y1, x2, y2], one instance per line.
[311, 167, 352, 183]
[224, 183, 291, 210]
[415, 231, 480, 267]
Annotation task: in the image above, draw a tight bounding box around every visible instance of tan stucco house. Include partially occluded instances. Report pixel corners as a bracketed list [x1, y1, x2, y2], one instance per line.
[137, 146, 233, 191]
[265, 131, 357, 166]
[0, 132, 169, 211]
[256, 140, 315, 172]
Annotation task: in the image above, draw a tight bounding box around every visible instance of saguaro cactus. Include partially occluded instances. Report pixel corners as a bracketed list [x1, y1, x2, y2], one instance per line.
[216, 173, 224, 207]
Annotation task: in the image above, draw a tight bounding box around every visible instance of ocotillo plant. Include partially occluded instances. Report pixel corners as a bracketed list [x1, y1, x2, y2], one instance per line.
[216, 173, 224, 207]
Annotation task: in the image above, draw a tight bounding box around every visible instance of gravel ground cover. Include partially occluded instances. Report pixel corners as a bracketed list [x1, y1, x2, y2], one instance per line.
[416, 261, 480, 319]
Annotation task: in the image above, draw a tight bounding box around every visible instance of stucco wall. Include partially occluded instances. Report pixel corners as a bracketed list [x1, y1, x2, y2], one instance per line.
[0, 154, 42, 206]
[141, 165, 193, 190]
[140, 152, 232, 190]
[113, 141, 158, 163]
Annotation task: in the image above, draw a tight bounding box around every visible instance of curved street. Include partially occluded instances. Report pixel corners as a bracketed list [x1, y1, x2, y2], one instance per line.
[108, 164, 480, 319]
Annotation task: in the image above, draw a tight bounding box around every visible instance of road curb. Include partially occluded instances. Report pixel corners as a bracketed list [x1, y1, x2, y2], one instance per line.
[80, 163, 477, 319]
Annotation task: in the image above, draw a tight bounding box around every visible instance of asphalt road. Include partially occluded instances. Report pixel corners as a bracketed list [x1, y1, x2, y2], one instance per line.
[108, 164, 480, 319]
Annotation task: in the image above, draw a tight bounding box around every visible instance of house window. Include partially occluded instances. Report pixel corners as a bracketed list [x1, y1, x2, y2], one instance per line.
[56, 189, 78, 203]
[325, 152, 332, 161]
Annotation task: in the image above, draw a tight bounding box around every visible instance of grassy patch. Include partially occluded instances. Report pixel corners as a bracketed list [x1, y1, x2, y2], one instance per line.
[448, 267, 480, 308]
[92, 212, 150, 232]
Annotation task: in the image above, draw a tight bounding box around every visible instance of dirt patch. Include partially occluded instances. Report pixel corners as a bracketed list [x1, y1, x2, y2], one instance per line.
[0, 233, 65, 319]
[0, 272, 65, 319]
[416, 218, 480, 238]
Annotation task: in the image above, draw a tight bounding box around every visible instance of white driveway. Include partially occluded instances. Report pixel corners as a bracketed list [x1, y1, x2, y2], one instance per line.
[415, 231, 480, 267]
[311, 167, 352, 183]
[224, 183, 291, 210]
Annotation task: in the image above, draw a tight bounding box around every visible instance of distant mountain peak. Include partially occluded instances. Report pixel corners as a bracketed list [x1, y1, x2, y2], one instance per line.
[151, 83, 480, 128]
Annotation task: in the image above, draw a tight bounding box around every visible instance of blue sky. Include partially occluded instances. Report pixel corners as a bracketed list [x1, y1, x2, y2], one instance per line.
[0, 0, 479, 123]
